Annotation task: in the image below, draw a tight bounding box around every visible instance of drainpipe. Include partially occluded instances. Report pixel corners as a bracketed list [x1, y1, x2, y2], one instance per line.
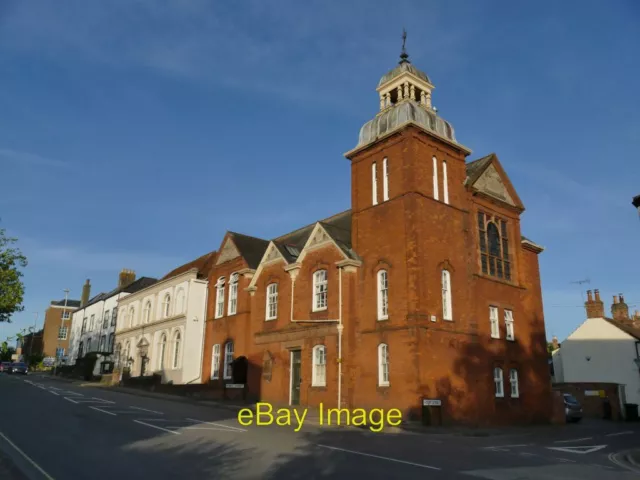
[289, 266, 343, 408]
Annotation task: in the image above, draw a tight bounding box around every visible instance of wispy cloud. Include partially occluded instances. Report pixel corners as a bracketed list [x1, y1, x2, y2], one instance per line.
[0, 1, 473, 113]
[0, 148, 70, 169]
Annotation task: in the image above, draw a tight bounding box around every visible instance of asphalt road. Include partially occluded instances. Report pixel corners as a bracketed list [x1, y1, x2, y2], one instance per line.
[1, 374, 639, 479]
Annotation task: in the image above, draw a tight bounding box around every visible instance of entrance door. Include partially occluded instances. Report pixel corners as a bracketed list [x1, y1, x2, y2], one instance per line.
[290, 350, 301, 406]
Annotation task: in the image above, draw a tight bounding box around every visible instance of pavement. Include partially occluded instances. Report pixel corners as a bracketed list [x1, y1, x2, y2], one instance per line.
[1, 373, 640, 479]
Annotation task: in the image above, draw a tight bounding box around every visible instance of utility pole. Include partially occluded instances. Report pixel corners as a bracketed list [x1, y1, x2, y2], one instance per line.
[53, 289, 70, 376]
[28, 312, 38, 358]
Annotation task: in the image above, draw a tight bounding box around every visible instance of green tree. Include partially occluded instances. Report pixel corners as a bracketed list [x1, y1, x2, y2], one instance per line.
[0, 342, 16, 362]
[0, 228, 28, 322]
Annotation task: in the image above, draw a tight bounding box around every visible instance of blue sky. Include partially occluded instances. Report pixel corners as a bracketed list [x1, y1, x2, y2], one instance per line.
[1, 0, 639, 344]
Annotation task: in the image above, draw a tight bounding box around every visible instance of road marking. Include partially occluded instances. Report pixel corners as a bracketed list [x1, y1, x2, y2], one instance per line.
[518, 452, 539, 457]
[129, 406, 163, 414]
[134, 420, 180, 435]
[554, 437, 592, 443]
[609, 452, 640, 474]
[552, 457, 576, 463]
[547, 445, 607, 454]
[0, 431, 55, 480]
[590, 463, 615, 470]
[483, 444, 530, 450]
[64, 397, 80, 404]
[49, 391, 60, 396]
[182, 426, 242, 431]
[317, 444, 441, 470]
[185, 418, 247, 432]
[605, 431, 633, 437]
[91, 397, 115, 403]
[89, 406, 117, 416]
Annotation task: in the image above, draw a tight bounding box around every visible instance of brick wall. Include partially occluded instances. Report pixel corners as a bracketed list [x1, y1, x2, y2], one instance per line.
[553, 382, 623, 421]
[198, 124, 551, 426]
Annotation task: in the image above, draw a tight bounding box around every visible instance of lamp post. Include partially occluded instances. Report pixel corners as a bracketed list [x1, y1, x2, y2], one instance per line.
[53, 289, 70, 376]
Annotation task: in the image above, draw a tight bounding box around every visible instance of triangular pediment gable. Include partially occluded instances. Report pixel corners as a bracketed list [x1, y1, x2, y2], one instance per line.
[215, 235, 241, 265]
[297, 223, 349, 263]
[468, 154, 524, 210]
[247, 242, 288, 289]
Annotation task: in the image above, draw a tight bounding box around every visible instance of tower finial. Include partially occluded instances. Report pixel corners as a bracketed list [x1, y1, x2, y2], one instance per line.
[400, 28, 409, 64]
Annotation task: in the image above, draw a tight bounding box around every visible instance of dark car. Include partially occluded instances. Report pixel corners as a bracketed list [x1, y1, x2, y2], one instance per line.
[0, 362, 11, 373]
[8, 362, 28, 375]
[564, 393, 583, 422]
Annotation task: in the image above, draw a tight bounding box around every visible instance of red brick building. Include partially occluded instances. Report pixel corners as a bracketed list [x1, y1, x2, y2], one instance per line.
[202, 49, 552, 426]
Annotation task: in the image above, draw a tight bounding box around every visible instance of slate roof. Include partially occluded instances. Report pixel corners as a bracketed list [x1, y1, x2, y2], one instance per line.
[50, 299, 81, 308]
[160, 250, 217, 281]
[272, 210, 357, 263]
[79, 276, 158, 311]
[465, 153, 494, 184]
[227, 233, 271, 270]
[604, 317, 640, 341]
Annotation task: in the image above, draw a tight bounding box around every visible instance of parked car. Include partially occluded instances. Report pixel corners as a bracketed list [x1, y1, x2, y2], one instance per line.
[564, 393, 583, 422]
[0, 362, 12, 373]
[8, 362, 28, 375]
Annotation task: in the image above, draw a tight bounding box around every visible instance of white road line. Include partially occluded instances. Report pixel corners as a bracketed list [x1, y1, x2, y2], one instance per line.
[64, 397, 79, 404]
[89, 406, 117, 416]
[183, 426, 241, 431]
[553, 457, 576, 463]
[590, 464, 615, 470]
[0, 431, 55, 480]
[553, 437, 592, 443]
[49, 391, 60, 396]
[185, 418, 247, 432]
[129, 406, 163, 414]
[605, 431, 633, 437]
[609, 452, 640, 474]
[518, 452, 538, 457]
[91, 397, 115, 403]
[483, 444, 530, 449]
[317, 444, 441, 470]
[133, 420, 180, 435]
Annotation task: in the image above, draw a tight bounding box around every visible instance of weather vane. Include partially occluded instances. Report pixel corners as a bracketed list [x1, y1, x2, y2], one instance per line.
[400, 28, 409, 63]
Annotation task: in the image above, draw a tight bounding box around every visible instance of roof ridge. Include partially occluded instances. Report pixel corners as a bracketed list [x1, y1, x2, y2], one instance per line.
[273, 209, 351, 242]
[228, 231, 269, 242]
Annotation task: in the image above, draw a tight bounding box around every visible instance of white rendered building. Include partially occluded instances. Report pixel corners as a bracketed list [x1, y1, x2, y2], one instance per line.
[114, 252, 214, 384]
[67, 271, 157, 375]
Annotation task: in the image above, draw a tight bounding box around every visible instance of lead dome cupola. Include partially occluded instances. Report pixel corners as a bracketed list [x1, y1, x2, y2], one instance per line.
[353, 31, 466, 152]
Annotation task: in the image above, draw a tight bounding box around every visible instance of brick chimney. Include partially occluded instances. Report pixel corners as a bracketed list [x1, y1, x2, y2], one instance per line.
[80, 279, 91, 308]
[118, 269, 136, 289]
[611, 293, 630, 322]
[551, 336, 560, 351]
[585, 289, 605, 318]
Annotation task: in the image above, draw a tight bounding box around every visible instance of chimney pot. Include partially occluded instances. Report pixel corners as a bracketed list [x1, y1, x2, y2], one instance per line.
[613, 295, 619, 304]
[594, 289, 601, 302]
[586, 290, 593, 302]
[620, 294, 625, 303]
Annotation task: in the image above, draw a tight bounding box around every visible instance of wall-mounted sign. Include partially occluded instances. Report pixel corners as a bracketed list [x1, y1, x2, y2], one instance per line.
[226, 384, 244, 389]
[422, 399, 442, 406]
[585, 390, 599, 396]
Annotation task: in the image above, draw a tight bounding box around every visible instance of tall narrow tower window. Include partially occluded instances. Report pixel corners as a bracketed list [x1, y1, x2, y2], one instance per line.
[442, 160, 449, 204]
[432, 156, 439, 200]
[382, 158, 389, 201]
[372, 162, 378, 205]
